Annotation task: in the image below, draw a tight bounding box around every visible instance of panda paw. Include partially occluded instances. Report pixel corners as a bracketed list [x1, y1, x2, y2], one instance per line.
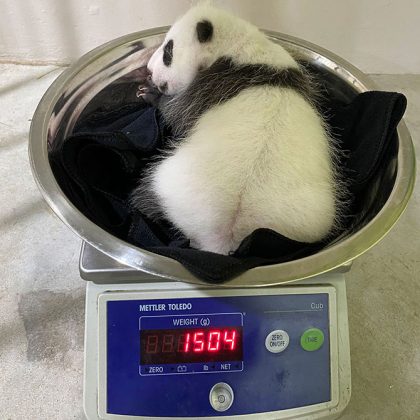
[136, 81, 163, 108]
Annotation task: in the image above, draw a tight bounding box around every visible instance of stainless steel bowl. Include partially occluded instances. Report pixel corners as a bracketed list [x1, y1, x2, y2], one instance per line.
[29, 28, 416, 286]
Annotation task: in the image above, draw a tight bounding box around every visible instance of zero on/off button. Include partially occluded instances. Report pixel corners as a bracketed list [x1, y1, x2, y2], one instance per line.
[265, 330, 290, 353]
[209, 383, 234, 412]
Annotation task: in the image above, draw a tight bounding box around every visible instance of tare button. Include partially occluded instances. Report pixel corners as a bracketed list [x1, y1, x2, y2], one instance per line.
[300, 328, 324, 351]
[265, 330, 290, 353]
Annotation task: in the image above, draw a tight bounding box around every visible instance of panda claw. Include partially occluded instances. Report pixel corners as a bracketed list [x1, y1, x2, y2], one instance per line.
[136, 87, 163, 108]
[136, 85, 154, 99]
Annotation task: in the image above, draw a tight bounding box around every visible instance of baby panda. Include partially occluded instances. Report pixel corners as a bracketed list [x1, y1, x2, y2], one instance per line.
[132, 4, 344, 255]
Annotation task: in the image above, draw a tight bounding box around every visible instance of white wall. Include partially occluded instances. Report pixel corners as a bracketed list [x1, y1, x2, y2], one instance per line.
[0, 0, 418, 74]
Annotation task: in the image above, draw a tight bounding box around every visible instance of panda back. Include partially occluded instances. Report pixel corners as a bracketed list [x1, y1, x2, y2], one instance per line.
[151, 85, 337, 254]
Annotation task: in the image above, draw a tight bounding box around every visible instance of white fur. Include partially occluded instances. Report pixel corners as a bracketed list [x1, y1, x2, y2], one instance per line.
[144, 5, 338, 255]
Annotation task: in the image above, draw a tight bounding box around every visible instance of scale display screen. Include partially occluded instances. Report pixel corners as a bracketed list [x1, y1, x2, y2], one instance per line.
[138, 312, 244, 374]
[140, 327, 243, 364]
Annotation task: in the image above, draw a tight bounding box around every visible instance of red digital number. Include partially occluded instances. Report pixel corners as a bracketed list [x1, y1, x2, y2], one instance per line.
[193, 331, 205, 352]
[184, 333, 191, 352]
[146, 335, 158, 353]
[178, 333, 191, 352]
[208, 331, 221, 352]
[223, 330, 236, 350]
[162, 334, 174, 353]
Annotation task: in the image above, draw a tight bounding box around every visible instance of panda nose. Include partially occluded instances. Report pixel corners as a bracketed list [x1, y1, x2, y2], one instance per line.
[158, 82, 168, 93]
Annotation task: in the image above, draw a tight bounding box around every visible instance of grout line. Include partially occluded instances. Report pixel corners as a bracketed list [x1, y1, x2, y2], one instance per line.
[0, 58, 70, 67]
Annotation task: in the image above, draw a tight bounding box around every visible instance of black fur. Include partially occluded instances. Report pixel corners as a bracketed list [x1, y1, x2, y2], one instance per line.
[196, 20, 213, 43]
[163, 39, 174, 66]
[161, 57, 317, 137]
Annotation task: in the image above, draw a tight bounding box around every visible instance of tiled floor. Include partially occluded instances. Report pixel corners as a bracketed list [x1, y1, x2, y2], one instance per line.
[0, 65, 419, 419]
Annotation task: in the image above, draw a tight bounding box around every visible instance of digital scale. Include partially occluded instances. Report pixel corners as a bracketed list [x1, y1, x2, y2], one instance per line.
[81, 243, 351, 419]
[28, 27, 415, 420]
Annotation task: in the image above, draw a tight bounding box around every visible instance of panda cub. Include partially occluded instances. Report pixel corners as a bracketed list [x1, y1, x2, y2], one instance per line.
[132, 4, 344, 255]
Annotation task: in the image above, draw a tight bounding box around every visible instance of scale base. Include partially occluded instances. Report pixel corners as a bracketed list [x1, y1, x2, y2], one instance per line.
[83, 271, 351, 419]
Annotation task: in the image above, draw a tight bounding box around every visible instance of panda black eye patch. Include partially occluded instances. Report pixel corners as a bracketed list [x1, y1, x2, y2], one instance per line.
[163, 39, 174, 66]
[196, 20, 213, 43]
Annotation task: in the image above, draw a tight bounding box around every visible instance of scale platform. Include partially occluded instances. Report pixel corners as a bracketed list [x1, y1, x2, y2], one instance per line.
[81, 243, 351, 419]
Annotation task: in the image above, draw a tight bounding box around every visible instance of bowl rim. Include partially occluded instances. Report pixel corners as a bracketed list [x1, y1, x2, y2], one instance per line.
[29, 28, 416, 286]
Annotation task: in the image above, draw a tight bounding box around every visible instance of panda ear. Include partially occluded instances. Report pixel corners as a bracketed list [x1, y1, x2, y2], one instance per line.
[196, 20, 213, 43]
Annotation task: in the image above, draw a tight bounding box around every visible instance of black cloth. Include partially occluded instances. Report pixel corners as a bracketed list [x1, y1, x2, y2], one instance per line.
[49, 91, 407, 283]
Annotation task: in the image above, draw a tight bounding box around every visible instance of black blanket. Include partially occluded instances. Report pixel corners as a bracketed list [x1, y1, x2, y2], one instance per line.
[49, 91, 406, 283]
